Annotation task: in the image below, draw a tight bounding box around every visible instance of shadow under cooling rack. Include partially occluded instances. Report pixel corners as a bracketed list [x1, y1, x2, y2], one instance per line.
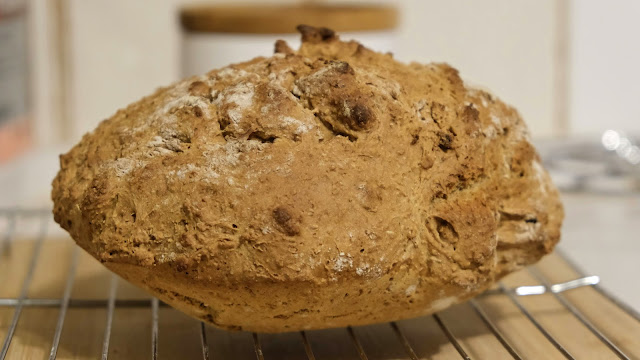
[0, 209, 639, 360]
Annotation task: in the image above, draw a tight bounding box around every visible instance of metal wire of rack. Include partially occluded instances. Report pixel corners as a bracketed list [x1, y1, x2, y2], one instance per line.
[0, 209, 638, 360]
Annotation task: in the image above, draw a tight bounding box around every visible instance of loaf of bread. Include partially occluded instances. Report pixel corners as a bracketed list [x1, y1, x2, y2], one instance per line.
[52, 26, 563, 333]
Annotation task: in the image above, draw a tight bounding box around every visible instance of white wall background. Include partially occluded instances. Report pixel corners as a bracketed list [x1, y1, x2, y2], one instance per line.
[65, 0, 180, 141]
[395, 0, 558, 137]
[569, 0, 640, 136]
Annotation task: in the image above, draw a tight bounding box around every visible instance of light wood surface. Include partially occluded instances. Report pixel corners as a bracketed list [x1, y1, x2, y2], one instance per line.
[0, 237, 638, 359]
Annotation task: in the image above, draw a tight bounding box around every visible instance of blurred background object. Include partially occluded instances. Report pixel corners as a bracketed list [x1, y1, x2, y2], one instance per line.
[181, 3, 398, 77]
[538, 131, 640, 194]
[0, 0, 31, 162]
[0, 0, 639, 309]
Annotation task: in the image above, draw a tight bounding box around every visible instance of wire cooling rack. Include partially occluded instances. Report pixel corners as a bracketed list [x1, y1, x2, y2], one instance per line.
[0, 209, 638, 359]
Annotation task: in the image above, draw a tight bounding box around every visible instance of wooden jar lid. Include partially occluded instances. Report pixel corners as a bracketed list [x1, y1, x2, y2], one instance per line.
[180, 4, 398, 34]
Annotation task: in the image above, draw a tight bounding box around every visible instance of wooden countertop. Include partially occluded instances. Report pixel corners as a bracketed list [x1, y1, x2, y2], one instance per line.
[0, 226, 638, 358]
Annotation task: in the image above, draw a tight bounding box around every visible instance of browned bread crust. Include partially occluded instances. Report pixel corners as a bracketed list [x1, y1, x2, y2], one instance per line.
[52, 26, 563, 332]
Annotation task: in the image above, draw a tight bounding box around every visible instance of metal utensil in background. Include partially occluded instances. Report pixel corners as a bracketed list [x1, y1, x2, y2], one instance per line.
[537, 130, 640, 194]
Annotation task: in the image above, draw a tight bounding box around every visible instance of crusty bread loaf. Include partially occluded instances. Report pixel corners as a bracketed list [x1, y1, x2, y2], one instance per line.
[52, 25, 563, 333]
